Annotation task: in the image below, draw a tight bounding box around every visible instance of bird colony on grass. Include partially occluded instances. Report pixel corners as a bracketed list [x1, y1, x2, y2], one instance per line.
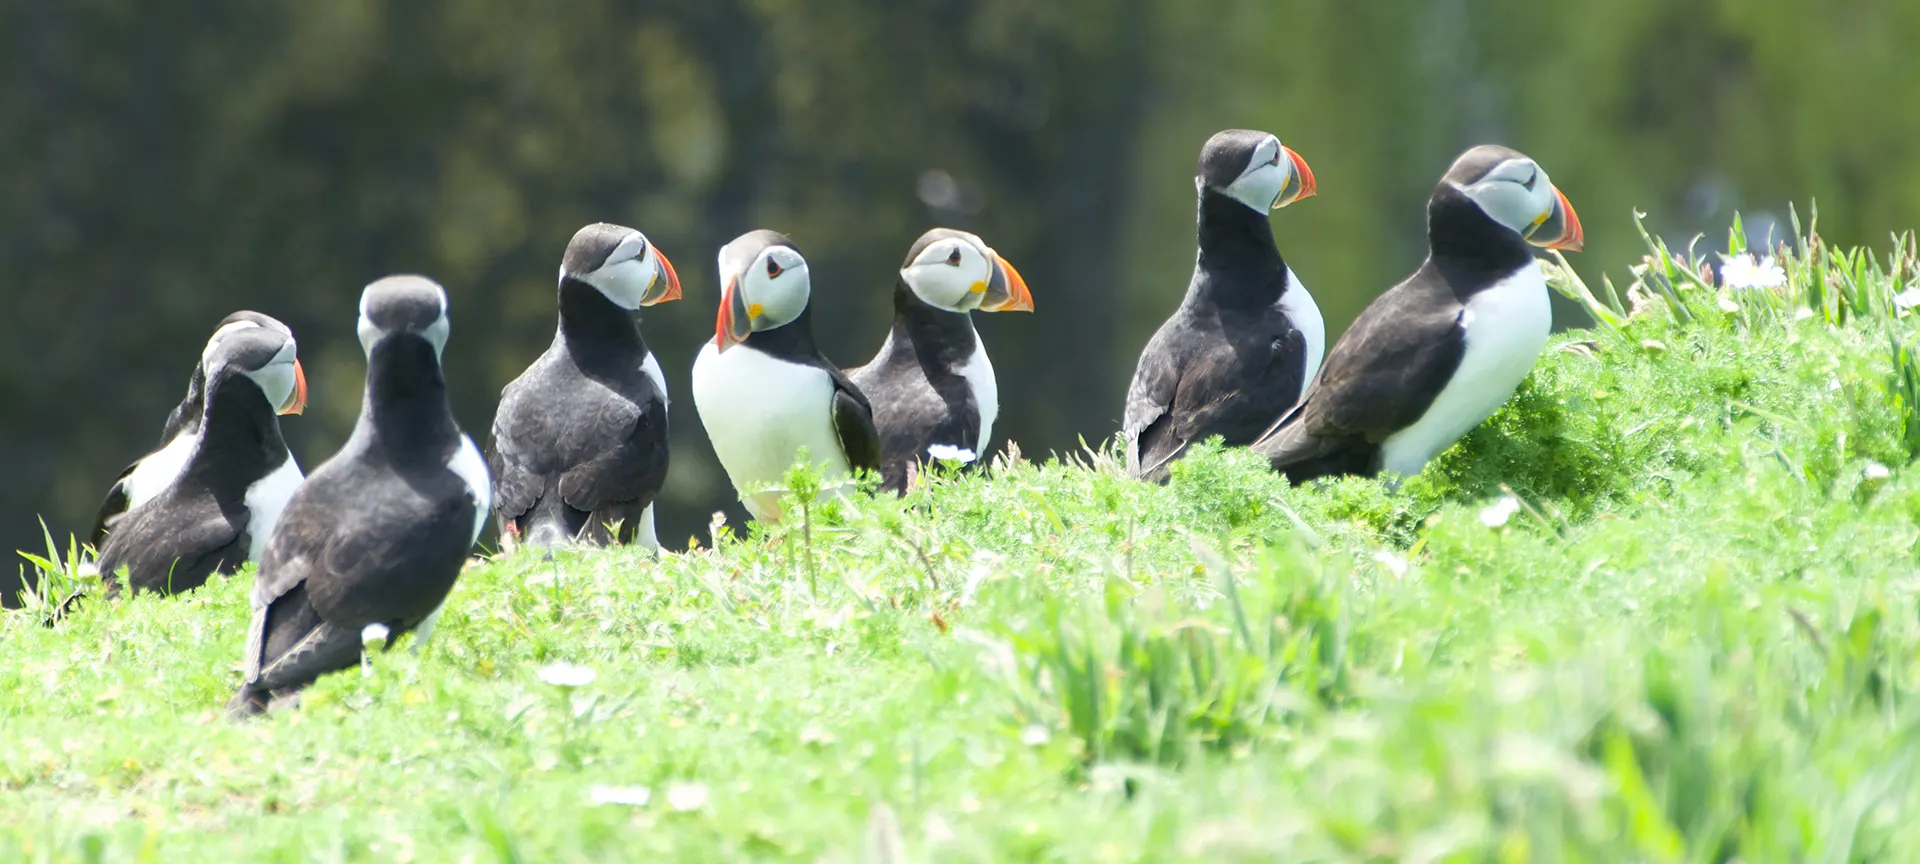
[68, 134, 1583, 715]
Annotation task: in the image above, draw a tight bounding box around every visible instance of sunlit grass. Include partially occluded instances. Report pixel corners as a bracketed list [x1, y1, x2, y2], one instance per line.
[6, 212, 1920, 861]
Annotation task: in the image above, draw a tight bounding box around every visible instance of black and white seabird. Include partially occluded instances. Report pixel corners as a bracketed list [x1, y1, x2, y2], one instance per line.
[690, 230, 882, 522]
[88, 311, 304, 549]
[94, 323, 307, 596]
[844, 228, 1033, 491]
[229, 276, 491, 717]
[487, 223, 681, 551]
[1122, 129, 1321, 482]
[1252, 144, 1585, 483]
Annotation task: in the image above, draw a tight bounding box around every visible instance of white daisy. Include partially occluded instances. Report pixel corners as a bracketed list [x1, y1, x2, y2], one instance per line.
[1719, 253, 1786, 290]
[1478, 495, 1521, 528]
[536, 662, 597, 688]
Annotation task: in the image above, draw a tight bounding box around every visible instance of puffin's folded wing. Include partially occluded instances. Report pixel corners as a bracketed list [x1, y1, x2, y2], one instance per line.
[828, 371, 884, 476]
[557, 395, 668, 514]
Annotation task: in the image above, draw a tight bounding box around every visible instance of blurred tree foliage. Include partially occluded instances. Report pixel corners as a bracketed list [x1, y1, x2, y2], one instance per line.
[3, 0, 1915, 597]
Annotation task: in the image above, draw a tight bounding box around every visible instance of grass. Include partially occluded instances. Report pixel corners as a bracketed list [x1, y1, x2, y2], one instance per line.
[6, 211, 1920, 861]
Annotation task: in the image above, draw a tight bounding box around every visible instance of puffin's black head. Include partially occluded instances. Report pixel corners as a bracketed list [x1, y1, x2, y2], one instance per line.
[897, 228, 1035, 314]
[713, 230, 810, 352]
[1196, 129, 1317, 213]
[202, 323, 306, 415]
[357, 275, 452, 358]
[200, 310, 305, 415]
[560, 222, 683, 310]
[1437, 145, 1584, 252]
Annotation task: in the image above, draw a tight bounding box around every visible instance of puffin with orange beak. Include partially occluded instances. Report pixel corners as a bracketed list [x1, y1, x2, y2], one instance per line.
[95, 319, 308, 596]
[845, 228, 1033, 491]
[1123, 129, 1322, 483]
[88, 310, 305, 550]
[487, 223, 682, 551]
[690, 230, 882, 523]
[1253, 144, 1584, 483]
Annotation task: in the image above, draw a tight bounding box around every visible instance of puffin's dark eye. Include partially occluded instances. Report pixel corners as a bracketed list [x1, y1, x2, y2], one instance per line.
[767, 257, 783, 278]
[946, 248, 963, 266]
[1522, 169, 1540, 192]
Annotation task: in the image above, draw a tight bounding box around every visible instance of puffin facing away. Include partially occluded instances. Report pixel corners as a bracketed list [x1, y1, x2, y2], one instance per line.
[95, 323, 307, 596]
[229, 276, 491, 718]
[690, 230, 882, 523]
[845, 228, 1034, 491]
[1123, 129, 1321, 483]
[89, 311, 304, 550]
[1252, 144, 1584, 484]
[487, 222, 681, 551]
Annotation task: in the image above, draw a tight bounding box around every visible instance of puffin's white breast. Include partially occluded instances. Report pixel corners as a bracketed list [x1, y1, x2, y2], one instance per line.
[447, 434, 493, 544]
[243, 456, 305, 562]
[1380, 265, 1551, 477]
[952, 341, 998, 455]
[641, 351, 667, 408]
[1278, 266, 1326, 392]
[124, 432, 198, 510]
[692, 343, 852, 507]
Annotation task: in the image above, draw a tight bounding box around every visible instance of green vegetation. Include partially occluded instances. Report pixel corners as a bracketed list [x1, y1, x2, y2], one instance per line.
[6, 217, 1920, 860]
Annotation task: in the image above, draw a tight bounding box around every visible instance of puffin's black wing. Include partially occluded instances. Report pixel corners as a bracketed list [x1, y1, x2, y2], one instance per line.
[488, 367, 670, 543]
[555, 393, 669, 535]
[1126, 314, 1310, 481]
[1122, 322, 1184, 478]
[827, 368, 884, 476]
[1254, 276, 1465, 469]
[233, 468, 474, 715]
[846, 357, 976, 492]
[485, 420, 541, 531]
[86, 459, 141, 549]
[96, 498, 246, 596]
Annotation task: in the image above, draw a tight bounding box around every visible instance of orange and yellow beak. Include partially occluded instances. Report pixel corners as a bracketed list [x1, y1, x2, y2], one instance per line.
[714, 277, 755, 351]
[1275, 146, 1317, 208]
[642, 247, 684, 306]
[1528, 185, 1584, 252]
[279, 359, 308, 415]
[979, 251, 1034, 313]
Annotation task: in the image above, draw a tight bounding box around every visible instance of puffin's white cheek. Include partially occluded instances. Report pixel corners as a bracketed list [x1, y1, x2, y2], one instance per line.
[588, 259, 654, 309]
[357, 318, 380, 355]
[1224, 163, 1287, 212]
[921, 266, 990, 311]
[250, 362, 297, 407]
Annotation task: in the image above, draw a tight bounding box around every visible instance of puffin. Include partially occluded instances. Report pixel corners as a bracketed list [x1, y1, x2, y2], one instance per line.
[88, 311, 304, 549]
[1122, 128, 1321, 483]
[228, 275, 491, 717]
[94, 323, 308, 596]
[487, 222, 682, 551]
[1252, 144, 1584, 484]
[690, 230, 882, 522]
[844, 228, 1034, 491]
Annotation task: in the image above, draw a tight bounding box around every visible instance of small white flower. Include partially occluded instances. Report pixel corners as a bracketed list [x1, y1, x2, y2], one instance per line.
[588, 784, 651, 806]
[1020, 724, 1051, 747]
[1894, 288, 1920, 311]
[1478, 495, 1521, 528]
[1718, 253, 1786, 290]
[665, 781, 709, 812]
[360, 623, 391, 647]
[1371, 549, 1409, 579]
[926, 444, 977, 464]
[536, 662, 596, 688]
[1864, 462, 1892, 482]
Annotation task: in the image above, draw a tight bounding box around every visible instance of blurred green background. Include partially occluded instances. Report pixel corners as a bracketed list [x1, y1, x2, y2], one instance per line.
[4, 0, 1916, 600]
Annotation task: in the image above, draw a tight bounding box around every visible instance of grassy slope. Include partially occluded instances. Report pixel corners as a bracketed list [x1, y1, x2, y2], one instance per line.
[6, 222, 1920, 861]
